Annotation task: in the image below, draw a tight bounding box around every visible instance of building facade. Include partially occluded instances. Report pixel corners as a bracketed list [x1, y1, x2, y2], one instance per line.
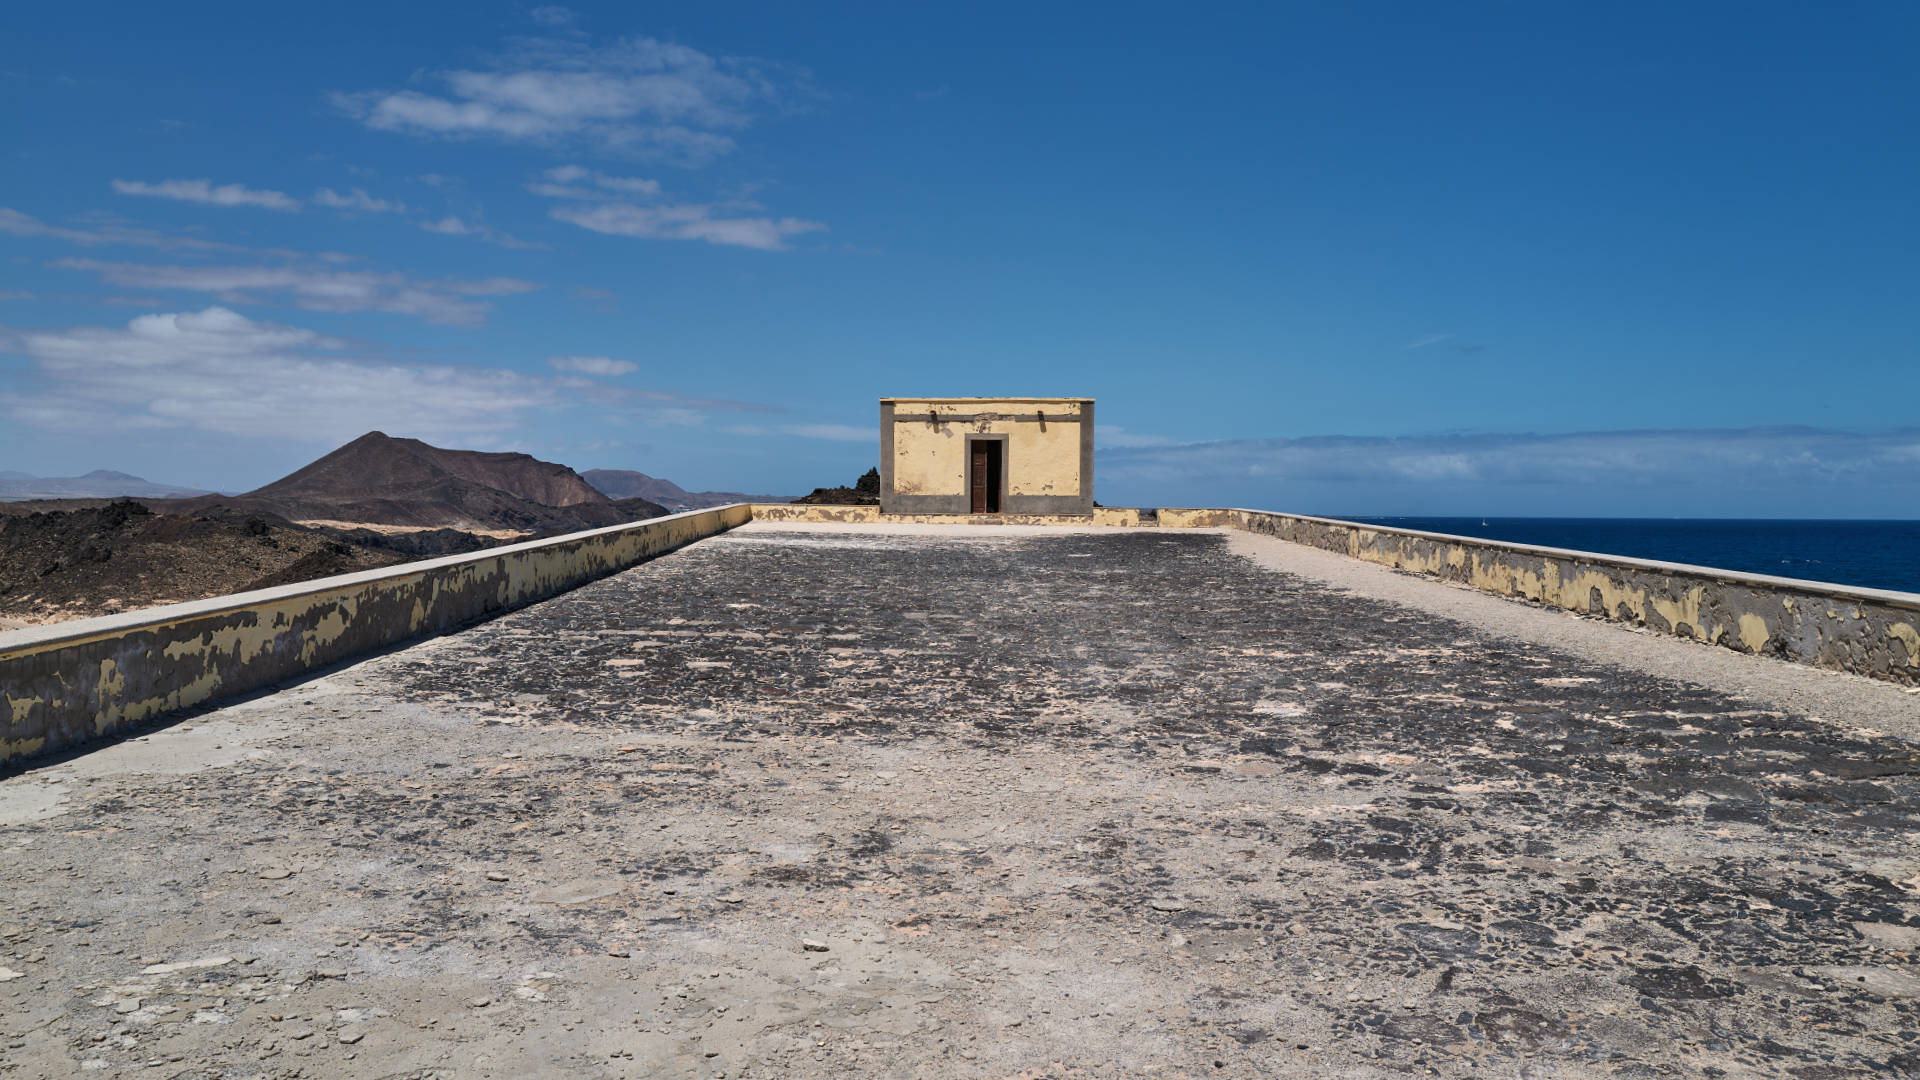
[878, 397, 1094, 516]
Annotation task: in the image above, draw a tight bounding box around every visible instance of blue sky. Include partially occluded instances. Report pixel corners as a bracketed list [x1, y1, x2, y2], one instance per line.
[2, 1, 1915, 515]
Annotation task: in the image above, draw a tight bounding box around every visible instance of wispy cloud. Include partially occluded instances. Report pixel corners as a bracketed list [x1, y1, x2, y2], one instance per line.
[111, 178, 301, 212]
[548, 200, 823, 251]
[530, 163, 819, 250]
[312, 187, 404, 213]
[528, 5, 578, 28]
[3, 307, 778, 444]
[1095, 425, 1176, 449]
[549, 354, 636, 376]
[1404, 333, 1451, 351]
[52, 258, 540, 326]
[786, 424, 871, 442]
[0, 207, 304, 256]
[528, 164, 662, 198]
[333, 32, 802, 166]
[418, 215, 535, 248]
[5, 306, 548, 442]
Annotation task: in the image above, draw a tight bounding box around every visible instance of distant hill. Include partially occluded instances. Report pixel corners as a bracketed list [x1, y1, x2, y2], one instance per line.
[792, 468, 881, 506]
[0, 498, 514, 627]
[582, 469, 788, 512]
[159, 432, 667, 533]
[0, 469, 209, 501]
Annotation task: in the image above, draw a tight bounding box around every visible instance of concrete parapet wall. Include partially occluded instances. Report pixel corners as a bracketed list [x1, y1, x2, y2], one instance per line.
[8, 499, 1914, 768]
[0, 505, 751, 765]
[1156, 508, 1235, 529]
[1212, 509, 1920, 686]
[749, 504, 883, 524]
[749, 504, 1117, 527]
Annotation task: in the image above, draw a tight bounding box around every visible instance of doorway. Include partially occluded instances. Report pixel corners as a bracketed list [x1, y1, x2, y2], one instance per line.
[969, 439, 1003, 514]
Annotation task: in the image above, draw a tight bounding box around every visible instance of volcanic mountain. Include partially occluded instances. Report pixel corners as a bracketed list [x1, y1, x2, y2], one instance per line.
[164, 432, 666, 533]
[0, 469, 209, 501]
[581, 469, 788, 512]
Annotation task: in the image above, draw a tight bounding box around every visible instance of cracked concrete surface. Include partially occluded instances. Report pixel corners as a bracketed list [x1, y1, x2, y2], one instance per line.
[2, 522, 1918, 1078]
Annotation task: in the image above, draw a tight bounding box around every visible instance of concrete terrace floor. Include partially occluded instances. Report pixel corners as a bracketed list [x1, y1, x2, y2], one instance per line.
[3, 522, 1920, 1079]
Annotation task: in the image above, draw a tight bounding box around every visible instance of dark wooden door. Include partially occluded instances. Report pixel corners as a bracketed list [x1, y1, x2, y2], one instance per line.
[971, 445, 989, 513]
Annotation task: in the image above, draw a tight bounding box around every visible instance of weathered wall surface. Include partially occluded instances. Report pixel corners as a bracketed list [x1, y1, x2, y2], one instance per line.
[750, 505, 1129, 527]
[749, 504, 886, 524]
[10, 499, 1912, 769]
[1198, 508, 1920, 686]
[880, 397, 1094, 515]
[0, 505, 750, 765]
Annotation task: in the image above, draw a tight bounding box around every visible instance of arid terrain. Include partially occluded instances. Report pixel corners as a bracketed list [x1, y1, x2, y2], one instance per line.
[0, 433, 675, 626]
[581, 470, 786, 513]
[3, 523, 1916, 1078]
[0, 502, 498, 628]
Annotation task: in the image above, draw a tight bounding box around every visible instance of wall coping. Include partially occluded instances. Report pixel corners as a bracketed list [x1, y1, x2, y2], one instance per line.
[0, 504, 751, 658]
[1194, 508, 1920, 611]
[879, 397, 1092, 405]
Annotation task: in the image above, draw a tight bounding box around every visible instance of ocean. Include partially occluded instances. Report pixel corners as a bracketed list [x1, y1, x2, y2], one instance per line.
[1342, 517, 1920, 595]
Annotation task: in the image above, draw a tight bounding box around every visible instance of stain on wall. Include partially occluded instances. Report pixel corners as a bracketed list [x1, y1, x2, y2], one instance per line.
[1, 505, 750, 765]
[1211, 508, 1920, 686]
[750, 505, 1117, 527]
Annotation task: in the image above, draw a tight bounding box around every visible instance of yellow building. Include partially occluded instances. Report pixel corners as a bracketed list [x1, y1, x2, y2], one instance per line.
[879, 397, 1094, 516]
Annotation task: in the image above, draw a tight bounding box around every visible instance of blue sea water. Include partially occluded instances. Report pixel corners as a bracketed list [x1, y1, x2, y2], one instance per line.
[1341, 518, 1920, 595]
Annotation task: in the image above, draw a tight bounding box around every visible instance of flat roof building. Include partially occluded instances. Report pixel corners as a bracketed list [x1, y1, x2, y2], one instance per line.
[878, 397, 1094, 516]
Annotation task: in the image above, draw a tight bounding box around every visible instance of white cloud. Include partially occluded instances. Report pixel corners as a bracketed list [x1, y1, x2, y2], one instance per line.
[417, 216, 534, 248]
[1095, 425, 1175, 449]
[312, 187, 404, 213]
[549, 355, 637, 376]
[333, 33, 798, 165]
[53, 257, 540, 326]
[7, 306, 548, 442]
[420, 216, 475, 235]
[786, 424, 871, 442]
[111, 178, 301, 212]
[1404, 333, 1452, 351]
[549, 200, 823, 251]
[528, 164, 661, 198]
[529, 163, 817, 250]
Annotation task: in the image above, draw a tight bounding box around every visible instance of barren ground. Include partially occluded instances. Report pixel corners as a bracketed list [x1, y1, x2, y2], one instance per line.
[3, 523, 1918, 1078]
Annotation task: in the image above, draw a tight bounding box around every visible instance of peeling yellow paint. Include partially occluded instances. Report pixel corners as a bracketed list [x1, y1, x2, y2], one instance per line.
[1228, 508, 1920, 687]
[0, 735, 45, 759]
[1, 505, 753, 766]
[7, 501, 1915, 768]
[92, 659, 126, 734]
[1156, 509, 1232, 528]
[1892, 623, 1920, 668]
[748, 505, 1165, 527]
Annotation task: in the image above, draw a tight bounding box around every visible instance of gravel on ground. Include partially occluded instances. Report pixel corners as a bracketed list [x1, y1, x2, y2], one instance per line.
[2, 522, 1917, 1078]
